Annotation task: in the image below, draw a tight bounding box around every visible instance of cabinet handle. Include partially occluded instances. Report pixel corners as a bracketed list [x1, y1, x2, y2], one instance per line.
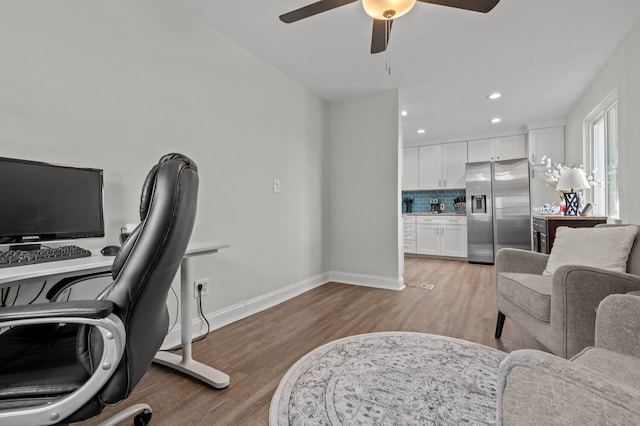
[532, 153, 536, 163]
[497, 156, 500, 159]
[444, 179, 447, 187]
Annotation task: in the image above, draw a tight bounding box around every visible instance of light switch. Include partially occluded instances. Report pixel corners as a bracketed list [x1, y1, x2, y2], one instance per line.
[273, 178, 281, 193]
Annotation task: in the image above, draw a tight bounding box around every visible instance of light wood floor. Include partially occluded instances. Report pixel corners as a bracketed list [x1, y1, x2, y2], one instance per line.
[79, 257, 546, 426]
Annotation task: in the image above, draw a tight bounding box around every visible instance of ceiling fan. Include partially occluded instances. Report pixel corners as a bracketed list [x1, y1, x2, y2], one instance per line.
[279, 0, 500, 54]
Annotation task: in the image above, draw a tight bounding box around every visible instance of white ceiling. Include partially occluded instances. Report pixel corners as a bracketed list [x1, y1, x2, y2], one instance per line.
[177, 0, 640, 144]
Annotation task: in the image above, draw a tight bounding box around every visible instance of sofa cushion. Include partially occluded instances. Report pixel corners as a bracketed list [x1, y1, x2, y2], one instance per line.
[573, 347, 640, 391]
[498, 273, 552, 322]
[543, 226, 638, 276]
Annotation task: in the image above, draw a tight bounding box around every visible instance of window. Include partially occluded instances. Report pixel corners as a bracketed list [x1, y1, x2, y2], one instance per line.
[585, 91, 619, 219]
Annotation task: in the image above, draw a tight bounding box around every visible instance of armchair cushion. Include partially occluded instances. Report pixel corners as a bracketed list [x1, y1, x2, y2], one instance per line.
[497, 273, 552, 321]
[543, 225, 637, 276]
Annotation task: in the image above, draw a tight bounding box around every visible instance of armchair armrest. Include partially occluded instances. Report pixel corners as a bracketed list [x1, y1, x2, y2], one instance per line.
[497, 349, 640, 425]
[0, 300, 113, 323]
[596, 294, 640, 357]
[550, 265, 640, 357]
[553, 265, 640, 316]
[495, 248, 549, 276]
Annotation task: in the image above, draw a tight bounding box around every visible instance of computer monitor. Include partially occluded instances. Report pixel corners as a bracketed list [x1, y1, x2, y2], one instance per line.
[0, 156, 104, 247]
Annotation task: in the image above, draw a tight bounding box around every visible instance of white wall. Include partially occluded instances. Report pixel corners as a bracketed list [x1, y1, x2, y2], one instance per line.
[566, 18, 640, 224]
[0, 3, 329, 331]
[328, 91, 404, 290]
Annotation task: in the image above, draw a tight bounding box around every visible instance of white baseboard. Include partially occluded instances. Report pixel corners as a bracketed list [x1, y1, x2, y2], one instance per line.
[329, 271, 405, 291]
[160, 272, 330, 349]
[159, 271, 404, 350]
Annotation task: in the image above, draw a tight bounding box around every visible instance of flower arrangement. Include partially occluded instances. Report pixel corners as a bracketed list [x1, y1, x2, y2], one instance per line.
[539, 155, 601, 191]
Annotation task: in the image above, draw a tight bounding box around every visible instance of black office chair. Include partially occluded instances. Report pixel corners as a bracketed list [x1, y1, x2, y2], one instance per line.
[0, 153, 199, 426]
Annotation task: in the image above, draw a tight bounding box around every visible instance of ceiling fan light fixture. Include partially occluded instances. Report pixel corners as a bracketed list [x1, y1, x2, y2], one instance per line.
[362, 0, 417, 20]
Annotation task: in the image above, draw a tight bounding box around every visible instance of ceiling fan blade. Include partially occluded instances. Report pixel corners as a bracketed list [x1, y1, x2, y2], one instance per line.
[371, 19, 392, 54]
[417, 0, 500, 13]
[280, 0, 358, 23]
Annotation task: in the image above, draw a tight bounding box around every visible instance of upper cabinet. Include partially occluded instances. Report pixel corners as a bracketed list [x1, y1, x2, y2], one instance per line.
[418, 142, 467, 189]
[418, 144, 442, 189]
[467, 135, 526, 163]
[402, 147, 420, 190]
[528, 126, 565, 165]
[442, 141, 468, 188]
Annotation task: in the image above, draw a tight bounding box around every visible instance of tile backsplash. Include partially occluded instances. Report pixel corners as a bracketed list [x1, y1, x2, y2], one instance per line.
[402, 189, 466, 214]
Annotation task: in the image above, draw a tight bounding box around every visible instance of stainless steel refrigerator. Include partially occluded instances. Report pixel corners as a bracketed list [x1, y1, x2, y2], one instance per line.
[465, 158, 531, 264]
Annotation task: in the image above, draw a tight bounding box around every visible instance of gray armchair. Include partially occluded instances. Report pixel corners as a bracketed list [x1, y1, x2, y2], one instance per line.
[494, 224, 640, 358]
[497, 293, 640, 425]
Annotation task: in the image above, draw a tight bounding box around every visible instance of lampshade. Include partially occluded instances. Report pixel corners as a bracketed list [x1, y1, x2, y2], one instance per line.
[362, 0, 417, 20]
[556, 168, 590, 191]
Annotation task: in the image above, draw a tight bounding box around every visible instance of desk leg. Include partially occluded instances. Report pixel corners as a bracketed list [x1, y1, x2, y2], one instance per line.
[153, 256, 230, 389]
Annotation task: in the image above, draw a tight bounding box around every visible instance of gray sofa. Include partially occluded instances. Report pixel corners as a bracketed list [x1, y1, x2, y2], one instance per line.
[497, 293, 640, 425]
[494, 224, 640, 358]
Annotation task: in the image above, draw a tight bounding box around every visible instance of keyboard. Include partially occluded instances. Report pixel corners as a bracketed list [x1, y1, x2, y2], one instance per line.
[0, 245, 92, 268]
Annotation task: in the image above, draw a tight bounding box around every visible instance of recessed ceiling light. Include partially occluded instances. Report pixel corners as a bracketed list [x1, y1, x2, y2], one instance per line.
[417, 129, 426, 134]
[401, 110, 408, 117]
[490, 118, 502, 124]
[488, 92, 502, 100]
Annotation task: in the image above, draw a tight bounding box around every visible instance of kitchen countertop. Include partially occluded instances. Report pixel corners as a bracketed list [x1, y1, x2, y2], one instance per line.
[532, 215, 608, 220]
[404, 213, 466, 216]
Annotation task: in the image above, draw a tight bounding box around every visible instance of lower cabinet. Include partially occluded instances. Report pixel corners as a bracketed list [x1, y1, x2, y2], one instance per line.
[413, 216, 467, 258]
[403, 215, 417, 253]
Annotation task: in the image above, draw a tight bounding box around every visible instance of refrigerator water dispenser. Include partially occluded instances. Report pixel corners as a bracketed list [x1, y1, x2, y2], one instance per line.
[471, 195, 487, 214]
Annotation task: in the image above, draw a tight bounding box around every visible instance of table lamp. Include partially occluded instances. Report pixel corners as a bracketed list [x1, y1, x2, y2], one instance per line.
[557, 168, 590, 216]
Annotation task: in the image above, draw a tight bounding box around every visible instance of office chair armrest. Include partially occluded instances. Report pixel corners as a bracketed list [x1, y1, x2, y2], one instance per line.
[0, 300, 113, 324]
[0, 309, 126, 426]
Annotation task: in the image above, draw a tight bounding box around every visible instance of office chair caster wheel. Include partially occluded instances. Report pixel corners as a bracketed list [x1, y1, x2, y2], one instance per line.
[134, 409, 152, 426]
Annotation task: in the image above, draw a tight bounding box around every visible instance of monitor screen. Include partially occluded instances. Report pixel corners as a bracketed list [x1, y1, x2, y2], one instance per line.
[0, 156, 104, 245]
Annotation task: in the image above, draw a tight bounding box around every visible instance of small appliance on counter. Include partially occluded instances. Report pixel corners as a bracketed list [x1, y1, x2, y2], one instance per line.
[403, 197, 414, 213]
[430, 198, 440, 214]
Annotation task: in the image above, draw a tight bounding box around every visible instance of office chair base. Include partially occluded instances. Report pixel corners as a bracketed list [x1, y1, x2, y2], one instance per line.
[96, 404, 152, 426]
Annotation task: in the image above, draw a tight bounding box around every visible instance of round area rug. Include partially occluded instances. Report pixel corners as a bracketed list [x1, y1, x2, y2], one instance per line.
[270, 332, 506, 425]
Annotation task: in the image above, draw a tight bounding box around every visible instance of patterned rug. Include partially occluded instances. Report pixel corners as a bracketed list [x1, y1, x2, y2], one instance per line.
[270, 332, 506, 425]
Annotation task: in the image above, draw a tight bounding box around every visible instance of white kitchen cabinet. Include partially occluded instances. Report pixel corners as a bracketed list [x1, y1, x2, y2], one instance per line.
[440, 224, 468, 257]
[418, 145, 442, 189]
[468, 135, 526, 163]
[416, 223, 440, 255]
[402, 147, 420, 190]
[415, 216, 467, 258]
[418, 142, 467, 189]
[403, 215, 417, 253]
[442, 142, 468, 188]
[528, 126, 565, 165]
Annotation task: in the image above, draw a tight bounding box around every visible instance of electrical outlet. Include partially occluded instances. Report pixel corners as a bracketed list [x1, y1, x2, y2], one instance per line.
[194, 279, 209, 298]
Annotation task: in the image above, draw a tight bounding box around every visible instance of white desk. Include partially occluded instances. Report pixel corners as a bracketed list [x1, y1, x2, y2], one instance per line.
[0, 241, 231, 389]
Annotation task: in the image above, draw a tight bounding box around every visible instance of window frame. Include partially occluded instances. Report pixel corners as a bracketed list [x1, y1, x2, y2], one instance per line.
[583, 89, 619, 219]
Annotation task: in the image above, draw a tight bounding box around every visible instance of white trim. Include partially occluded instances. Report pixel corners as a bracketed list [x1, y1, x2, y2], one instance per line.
[159, 271, 405, 349]
[160, 273, 329, 349]
[329, 271, 405, 291]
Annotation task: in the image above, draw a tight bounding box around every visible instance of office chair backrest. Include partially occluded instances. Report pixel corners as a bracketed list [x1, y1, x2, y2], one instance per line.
[80, 153, 199, 404]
